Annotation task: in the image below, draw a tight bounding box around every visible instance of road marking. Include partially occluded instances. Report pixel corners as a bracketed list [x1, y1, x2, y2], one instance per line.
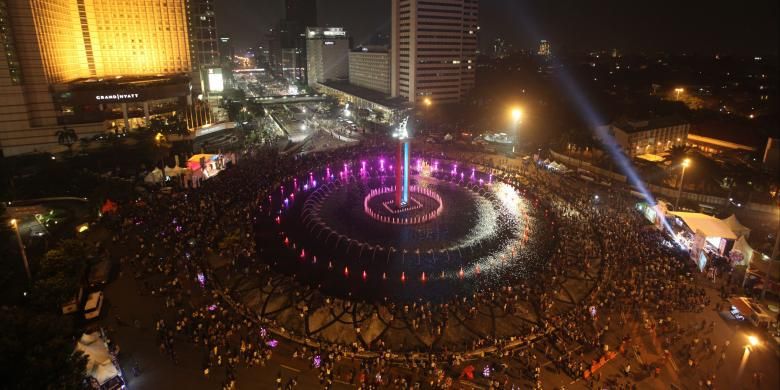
[280, 364, 300, 372]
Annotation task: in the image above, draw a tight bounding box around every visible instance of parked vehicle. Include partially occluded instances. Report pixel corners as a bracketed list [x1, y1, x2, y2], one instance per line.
[88, 259, 113, 288]
[61, 287, 84, 315]
[84, 291, 104, 320]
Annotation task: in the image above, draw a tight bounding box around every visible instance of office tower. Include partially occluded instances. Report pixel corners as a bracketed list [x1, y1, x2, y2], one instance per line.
[187, 0, 220, 93]
[1, 0, 194, 156]
[390, 0, 479, 104]
[349, 48, 390, 94]
[187, 0, 219, 68]
[306, 27, 349, 86]
[538, 40, 551, 57]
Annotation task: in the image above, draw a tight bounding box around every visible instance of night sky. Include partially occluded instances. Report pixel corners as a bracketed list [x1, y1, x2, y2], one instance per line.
[217, 0, 779, 55]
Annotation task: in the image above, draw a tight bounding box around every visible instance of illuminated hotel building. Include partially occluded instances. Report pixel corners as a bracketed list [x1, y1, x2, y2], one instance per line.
[390, 0, 479, 104]
[0, 0, 196, 156]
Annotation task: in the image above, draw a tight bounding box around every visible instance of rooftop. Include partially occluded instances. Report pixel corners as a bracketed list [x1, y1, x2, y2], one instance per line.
[614, 116, 689, 133]
[690, 120, 768, 150]
[319, 81, 410, 110]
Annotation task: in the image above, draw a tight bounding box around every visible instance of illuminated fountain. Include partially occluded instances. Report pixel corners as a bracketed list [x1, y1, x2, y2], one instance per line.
[258, 117, 556, 302]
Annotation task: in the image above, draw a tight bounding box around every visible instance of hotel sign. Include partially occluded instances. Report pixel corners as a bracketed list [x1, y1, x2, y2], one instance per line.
[95, 93, 140, 102]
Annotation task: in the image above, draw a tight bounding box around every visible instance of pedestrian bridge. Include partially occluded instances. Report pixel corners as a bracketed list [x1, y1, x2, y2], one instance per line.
[249, 94, 328, 105]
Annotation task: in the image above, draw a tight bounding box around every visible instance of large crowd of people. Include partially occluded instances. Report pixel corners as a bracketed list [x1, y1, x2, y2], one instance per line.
[101, 139, 727, 389]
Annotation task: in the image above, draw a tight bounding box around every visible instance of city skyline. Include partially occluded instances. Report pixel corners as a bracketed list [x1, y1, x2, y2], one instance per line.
[217, 0, 779, 55]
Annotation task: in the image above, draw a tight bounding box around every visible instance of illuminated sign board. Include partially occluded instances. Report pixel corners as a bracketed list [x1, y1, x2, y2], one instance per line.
[308, 27, 347, 38]
[207, 68, 224, 93]
[95, 93, 139, 101]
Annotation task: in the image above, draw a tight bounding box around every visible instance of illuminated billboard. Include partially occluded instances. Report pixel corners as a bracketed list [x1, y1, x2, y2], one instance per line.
[207, 68, 224, 93]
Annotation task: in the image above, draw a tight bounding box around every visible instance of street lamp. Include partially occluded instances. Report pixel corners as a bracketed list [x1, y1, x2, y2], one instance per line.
[675, 158, 691, 210]
[510, 107, 523, 123]
[674, 87, 684, 100]
[509, 107, 523, 153]
[9, 219, 32, 282]
[423, 97, 432, 108]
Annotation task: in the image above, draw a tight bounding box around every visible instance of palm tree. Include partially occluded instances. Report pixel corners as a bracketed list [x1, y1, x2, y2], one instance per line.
[54, 127, 78, 155]
[664, 145, 690, 165]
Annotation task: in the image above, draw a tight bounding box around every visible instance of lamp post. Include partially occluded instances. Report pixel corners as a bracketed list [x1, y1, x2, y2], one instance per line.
[674, 87, 684, 101]
[675, 158, 691, 210]
[10, 219, 32, 282]
[510, 107, 522, 154]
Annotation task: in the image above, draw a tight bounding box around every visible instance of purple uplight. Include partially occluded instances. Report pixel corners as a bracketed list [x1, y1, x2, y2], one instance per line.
[266, 339, 279, 348]
[313, 355, 322, 368]
[197, 272, 205, 287]
[208, 304, 217, 311]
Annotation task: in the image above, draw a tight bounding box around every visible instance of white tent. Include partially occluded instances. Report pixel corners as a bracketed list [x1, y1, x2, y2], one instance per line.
[144, 167, 164, 184]
[670, 211, 737, 240]
[721, 214, 751, 239]
[731, 235, 754, 266]
[75, 332, 119, 385]
[164, 165, 188, 178]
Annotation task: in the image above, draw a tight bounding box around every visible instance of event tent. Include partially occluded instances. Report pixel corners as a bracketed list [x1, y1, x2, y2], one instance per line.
[721, 214, 751, 239]
[75, 332, 119, 385]
[187, 154, 218, 170]
[143, 167, 164, 184]
[669, 211, 737, 240]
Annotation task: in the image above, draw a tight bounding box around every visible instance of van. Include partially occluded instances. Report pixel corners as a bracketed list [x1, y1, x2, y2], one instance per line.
[61, 287, 84, 315]
[83, 291, 104, 320]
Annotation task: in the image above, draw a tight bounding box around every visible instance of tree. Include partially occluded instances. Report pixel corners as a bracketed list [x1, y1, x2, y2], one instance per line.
[0, 307, 88, 390]
[29, 239, 89, 310]
[664, 145, 690, 165]
[55, 127, 78, 155]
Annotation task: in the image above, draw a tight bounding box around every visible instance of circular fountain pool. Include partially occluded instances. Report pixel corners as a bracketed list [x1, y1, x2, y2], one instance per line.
[256, 157, 555, 302]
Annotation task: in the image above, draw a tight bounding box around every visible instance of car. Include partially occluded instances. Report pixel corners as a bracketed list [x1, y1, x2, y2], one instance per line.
[83, 291, 104, 320]
[88, 259, 113, 288]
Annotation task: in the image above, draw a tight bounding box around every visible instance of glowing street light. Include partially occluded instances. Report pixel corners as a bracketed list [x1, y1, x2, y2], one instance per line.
[423, 97, 432, 107]
[674, 87, 684, 100]
[510, 107, 523, 123]
[509, 107, 523, 153]
[747, 335, 760, 347]
[675, 158, 691, 210]
[9, 219, 32, 282]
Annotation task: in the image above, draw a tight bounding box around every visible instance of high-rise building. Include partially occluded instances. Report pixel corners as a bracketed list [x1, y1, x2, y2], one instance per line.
[349, 48, 390, 95]
[282, 47, 305, 83]
[390, 0, 479, 104]
[279, 0, 316, 85]
[538, 40, 551, 57]
[188, 0, 219, 67]
[0, 0, 194, 156]
[306, 27, 349, 87]
[187, 0, 220, 93]
[219, 37, 235, 69]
